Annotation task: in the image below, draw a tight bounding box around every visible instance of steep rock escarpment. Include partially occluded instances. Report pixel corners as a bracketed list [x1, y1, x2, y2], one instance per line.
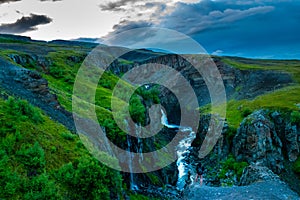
[110, 54, 294, 123]
[152, 55, 293, 115]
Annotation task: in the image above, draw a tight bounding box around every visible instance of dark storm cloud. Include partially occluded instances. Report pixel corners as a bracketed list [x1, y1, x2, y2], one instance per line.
[100, 0, 166, 13]
[100, 0, 140, 11]
[111, 20, 153, 35]
[0, 14, 52, 34]
[105, 0, 275, 40]
[103, 0, 300, 58]
[178, 0, 300, 58]
[0, 0, 61, 3]
[104, 20, 155, 45]
[0, 0, 21, 3]
[161, 1, 274, 34]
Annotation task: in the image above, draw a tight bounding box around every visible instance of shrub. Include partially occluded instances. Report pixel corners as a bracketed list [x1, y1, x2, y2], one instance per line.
[23, 174, 59, 200]
[218, 154, 248, 185]
[129, 95, 146, 125]
[49, 65, 65, 78]
[51, 146, 57, 153]
[17, 142, 46, 176]
[293, 157, 300, 174]
[137, 85, 160, 104]
[291, 111, 300, 125]
[225, 126, 237, 144]
[6, 97, 44, 123]
[102, 118, 126, 143]
[130, 194, 154, 200]
[1, 133, 17, 155]
[0, 152, 22, 198]
[241, 107, 252, 117]
[56, 156, 122, 200]
[61, 132, 76, 141]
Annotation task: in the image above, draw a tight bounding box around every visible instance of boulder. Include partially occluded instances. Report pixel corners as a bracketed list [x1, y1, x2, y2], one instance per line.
[239, 164, 280, 186]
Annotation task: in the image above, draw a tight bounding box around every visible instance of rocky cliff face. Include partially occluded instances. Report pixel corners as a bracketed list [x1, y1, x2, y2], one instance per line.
[110, 54, 294, 123]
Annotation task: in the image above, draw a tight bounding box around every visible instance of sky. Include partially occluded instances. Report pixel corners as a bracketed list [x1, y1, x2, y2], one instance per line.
[0, 0, 299, 59]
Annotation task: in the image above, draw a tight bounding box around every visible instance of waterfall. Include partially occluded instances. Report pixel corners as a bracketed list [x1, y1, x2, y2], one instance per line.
[135, 124, 143, 162]
[124, 120, 139, 191]
[161, 109, 180, 129]
[160, 109, 196, 191]
[125, 109, 196, 192]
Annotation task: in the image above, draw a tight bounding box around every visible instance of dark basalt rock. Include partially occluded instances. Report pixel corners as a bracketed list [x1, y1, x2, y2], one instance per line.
[9, 54, 52, 73]
[233, 110, 284, 173]
[239, 164, 280, 186]
[271, 111, 300, 162]
[285, 124, 299, 162]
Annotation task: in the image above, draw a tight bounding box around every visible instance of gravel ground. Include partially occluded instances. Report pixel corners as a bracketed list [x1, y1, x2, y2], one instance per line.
[183, 181, 300, 200]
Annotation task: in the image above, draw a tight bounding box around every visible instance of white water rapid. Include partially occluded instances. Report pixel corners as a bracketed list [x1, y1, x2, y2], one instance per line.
[161, 109, 196, 191]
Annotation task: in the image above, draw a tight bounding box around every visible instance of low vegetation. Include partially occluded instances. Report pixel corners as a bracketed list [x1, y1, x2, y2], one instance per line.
[294, 157, 300, 174]
[0, 38, 162, 199]
[201, 57, 300, 128]
[0, 97, 124, 199]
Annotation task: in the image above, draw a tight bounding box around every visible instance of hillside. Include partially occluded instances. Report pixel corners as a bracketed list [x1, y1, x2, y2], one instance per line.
[0, 34, 300, 199]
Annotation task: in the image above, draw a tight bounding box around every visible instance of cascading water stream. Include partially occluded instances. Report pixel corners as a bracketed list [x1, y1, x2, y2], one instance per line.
[161, 109, 180, 129]
[161, 109, 196, 191]
[125, 109, 196, 192]
[135, 124, 143, 162]
[124, 120, 139, 191]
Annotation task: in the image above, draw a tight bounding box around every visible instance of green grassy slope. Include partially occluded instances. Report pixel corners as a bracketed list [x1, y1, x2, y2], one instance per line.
[202, 57, 300, 128]
[0, 36, 162, 199]
[0, 96, 123, 199]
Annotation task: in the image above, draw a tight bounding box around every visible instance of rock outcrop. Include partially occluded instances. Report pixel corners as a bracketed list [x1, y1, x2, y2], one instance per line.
[271, 111, 300, 162]
[9, 54, 52, 73]
[284, 124, 299, 162]
[239, 164, 280, 186]
[233, 110, 284, 173]
[233, 109, 300, 176]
